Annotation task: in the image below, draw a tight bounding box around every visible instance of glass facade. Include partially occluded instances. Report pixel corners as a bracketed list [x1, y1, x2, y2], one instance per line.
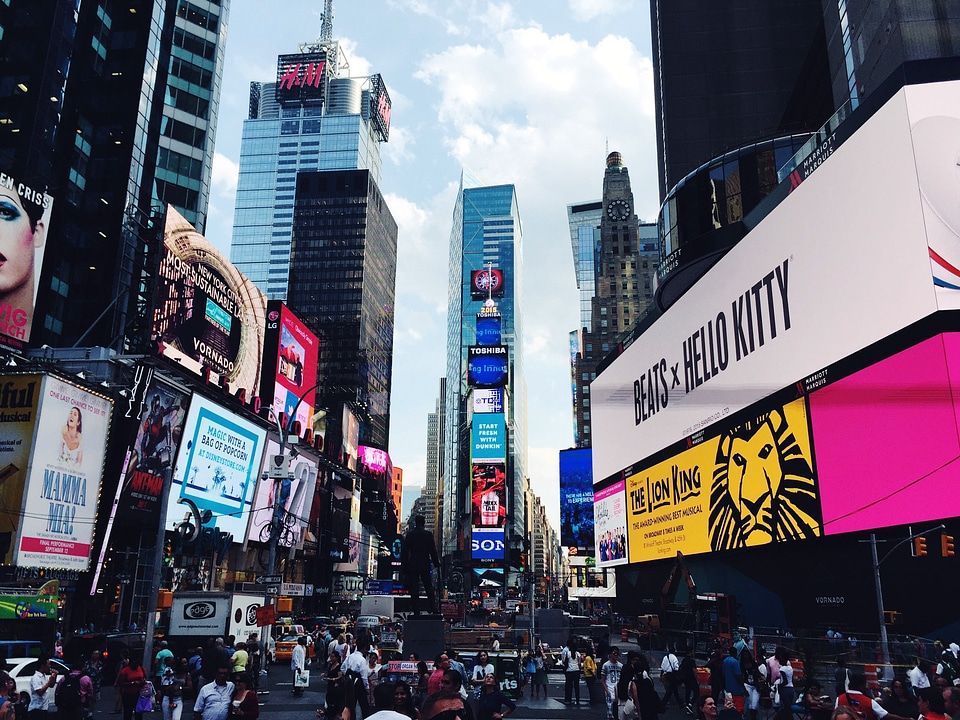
[230, 65, 385, 300]
[288, 169, 398, 450]
[567, 202, 602, 333]
[442, 177, 527, 558]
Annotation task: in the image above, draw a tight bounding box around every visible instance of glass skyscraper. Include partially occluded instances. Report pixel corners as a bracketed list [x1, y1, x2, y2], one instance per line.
[442, 174, 527, 566]
[230, 40, 389, 300]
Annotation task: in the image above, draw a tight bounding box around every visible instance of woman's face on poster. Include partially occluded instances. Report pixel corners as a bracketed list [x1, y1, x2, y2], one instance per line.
[0, 186, 43, 296]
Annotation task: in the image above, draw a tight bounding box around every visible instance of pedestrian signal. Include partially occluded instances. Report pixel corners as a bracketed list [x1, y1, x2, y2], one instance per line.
[914, 536, 927, 556]
[942, 534, 955, 557]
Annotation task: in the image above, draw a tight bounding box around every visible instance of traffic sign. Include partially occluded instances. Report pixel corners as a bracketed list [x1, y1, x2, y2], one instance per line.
[265, 585, 280, 595]
[256, 575, 282, 584]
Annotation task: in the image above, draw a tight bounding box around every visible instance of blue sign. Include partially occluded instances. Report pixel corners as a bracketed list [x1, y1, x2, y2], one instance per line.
[468, 345, 508, 388]
[559, 447, 595, 553]
[366, 579, 394, 596]
[475, 315, 502, 346]
[472, 528, 505, 560]
[472, 414, 506, 462]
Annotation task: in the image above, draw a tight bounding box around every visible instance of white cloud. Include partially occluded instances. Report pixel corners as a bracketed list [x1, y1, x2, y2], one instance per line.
[568, 0, 633, 22]
[211, 152, 239, 195]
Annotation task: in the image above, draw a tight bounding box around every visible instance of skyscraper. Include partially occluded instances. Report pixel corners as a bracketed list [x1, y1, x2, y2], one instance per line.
[229, 13, 391, 300]
[288, 168, 398, 452]
[568, 153, 658, 447]
[420, 378, 446, 539]
[442, 174, 527, 585]
[0, 0, 229, 351]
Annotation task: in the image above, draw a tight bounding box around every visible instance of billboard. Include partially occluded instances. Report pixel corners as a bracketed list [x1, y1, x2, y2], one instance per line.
[471, 463, 506, 528]
[119, 379, 188, 521]
[152, 207, 267, 401]
[473, 389, 505, 415]
[169, 593, 230, 635]
[368, 73, 392, 142]
[260, 301, 319, 439]
[472, 528, 505, 560]
[0, 374, 41, 565]
[275, 51, 326, 106]
[16, 376, 113, 570]
[471, 414, 506, 463]
[0, 172, 51, 349]
[594, 480, 627, 566]
[559, 448, 594, 554]
[591, 83, 939, 482]
[246, 439, 318, 548]
[468, 346, 508, 389]
[475, 314, 502, 346]
[470, 269, 504, 300]
[165, 393, 267, 538]
[625, 395, 819, 563]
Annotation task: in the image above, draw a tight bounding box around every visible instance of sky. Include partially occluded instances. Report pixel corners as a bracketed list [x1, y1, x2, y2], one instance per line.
[202, 0, 660, 534]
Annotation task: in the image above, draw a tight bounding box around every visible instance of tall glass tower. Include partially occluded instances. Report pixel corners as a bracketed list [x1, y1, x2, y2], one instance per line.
[229, 33, 391, 299]
[442, 173, 527, 579]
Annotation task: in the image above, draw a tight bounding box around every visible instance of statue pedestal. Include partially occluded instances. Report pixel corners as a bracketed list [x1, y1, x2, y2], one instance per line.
[403, 615, 445, 661]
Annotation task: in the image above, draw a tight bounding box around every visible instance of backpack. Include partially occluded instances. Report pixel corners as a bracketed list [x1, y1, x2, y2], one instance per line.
[55, 673, 83, 710]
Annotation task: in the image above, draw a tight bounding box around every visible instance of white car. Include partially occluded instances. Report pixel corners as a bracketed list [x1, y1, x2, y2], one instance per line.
[8, 657, 71, 702]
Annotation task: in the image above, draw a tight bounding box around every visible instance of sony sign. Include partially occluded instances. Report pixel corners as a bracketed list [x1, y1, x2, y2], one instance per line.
[472, 528, 505, 560]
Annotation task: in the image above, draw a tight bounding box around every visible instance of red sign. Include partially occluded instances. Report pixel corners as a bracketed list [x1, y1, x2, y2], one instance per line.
[256, 604, 276, 627]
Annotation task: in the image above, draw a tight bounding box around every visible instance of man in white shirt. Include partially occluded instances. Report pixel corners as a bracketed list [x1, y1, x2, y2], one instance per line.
[661, 648, 682, 710]
[28, 656, 58, 719]
[601, 647, 623, 720]
[192, 665, 234, 720]
[343, 642, 371, 718]
[291, 637, 307, 697]
[908, 659, 931, 692]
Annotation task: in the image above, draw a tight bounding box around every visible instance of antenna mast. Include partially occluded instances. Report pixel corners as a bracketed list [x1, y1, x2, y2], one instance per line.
[320, 0, 334, 42]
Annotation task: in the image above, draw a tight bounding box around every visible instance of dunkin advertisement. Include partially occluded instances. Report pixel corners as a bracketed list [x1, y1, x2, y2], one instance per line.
[16, 376, 113, 570]
[152, 207, 267, 399]
[0, 172, 51, 349]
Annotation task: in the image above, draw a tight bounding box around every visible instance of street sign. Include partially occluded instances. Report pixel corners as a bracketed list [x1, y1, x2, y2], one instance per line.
[281, 582, 305, 596]
[256, 604, 276, 627]
[265, 585, 280, 595]
[256, 575, 282, 584]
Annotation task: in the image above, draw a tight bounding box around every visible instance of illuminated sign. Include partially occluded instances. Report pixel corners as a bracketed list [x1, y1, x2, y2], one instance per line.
[368, 73, 392, 142]
[473, 389, 504, 414]
[260, 301, 319, 441]
[0, 171, 51, 350]
[472, 528, 505, 560]
[471, 463, 506, 528]
[470, 269, 504, 300]
[153, 207, 267, 400]
[560, 448, 594, 554]
[595, 480, 627, 567]
[275, 52, 326, 106]
[247, 439, 318, 548]
[468, 345, 508, 389]
[475, 315, 501, 346]
[358, 445, 389, 473]
[471, 414, 505, 462]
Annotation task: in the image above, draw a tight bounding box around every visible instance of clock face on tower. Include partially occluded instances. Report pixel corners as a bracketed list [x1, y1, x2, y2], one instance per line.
[607, 198, 631, 221]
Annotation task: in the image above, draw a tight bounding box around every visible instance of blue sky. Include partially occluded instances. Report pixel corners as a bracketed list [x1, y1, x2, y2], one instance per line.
[203, 0, 659, 532]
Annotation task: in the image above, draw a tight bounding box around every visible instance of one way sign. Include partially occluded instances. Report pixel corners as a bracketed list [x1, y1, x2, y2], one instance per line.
[257, 575, 282, 584]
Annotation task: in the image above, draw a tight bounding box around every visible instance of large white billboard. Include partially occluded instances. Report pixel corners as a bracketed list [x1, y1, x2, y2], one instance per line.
[165, 393, 267, 538]
[592, 83, 941, 481]
[245, 439, 318, 549]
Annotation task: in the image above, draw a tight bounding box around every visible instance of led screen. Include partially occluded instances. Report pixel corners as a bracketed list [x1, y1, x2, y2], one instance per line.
[559, 448, 594, 554]
[471, 463, 506, 528]
[594, 480, 627, 566]
[468, 346, 508, 389]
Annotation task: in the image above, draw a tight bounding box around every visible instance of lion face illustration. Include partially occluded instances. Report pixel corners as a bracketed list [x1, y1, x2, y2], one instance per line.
[709, 407, 821, 551]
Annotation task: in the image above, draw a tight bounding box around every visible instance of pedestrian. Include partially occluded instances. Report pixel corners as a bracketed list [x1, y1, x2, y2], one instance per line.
[560, 637, 582, 705]
[192, 666, 234, 720]
[292, 637, 308, 698]
[342, 641, 371, 717]
[28, 657, 58, 720]
[324, 650, 346, 719]
[116, 658, 146, 720]
[114, 650, 131, 714]
[82, 651, 103, 715]
[475, 673, 515, 720]
[231, 644, 248, 677]
[227, 674, 257, 720]
[531, 648, 548, 700]
[161, 657, 193, 720]
[155, 642, 174, 683]
[722, 646, 745, 716]
[470, 653, 494, 688]
[244, 637, 263, 690]
[601, 648, 623, 719]
[54, 666, 92, 720]
[428, 655, 449, 697]
[583, 648, 599, 705]
[392, 682, 417, 720]
[661, 647, 683, 711]
[680, 648, 698, 712]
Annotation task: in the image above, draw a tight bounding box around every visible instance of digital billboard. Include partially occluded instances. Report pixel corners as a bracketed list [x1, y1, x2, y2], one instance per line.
[0, 375, 39, 564]
[591, 83, 939, 482]
[475, 314, 502, 346]
[471, 414, 506, 463]
[559, 448, 594, 554]
[16, 376, 113, 570]
[165, 393, 267, 539]
[260, 301, 319, 439]
[468, 346, 508, 389]
[470, 269, 504, 300]
[152, 207, 267, 400]
[368, 73, 392, 142]
[473, 389, 505, 414]
[594, 480, 627, 566]
[119, 378, 189, 521]
[275, 51, 326, 106]
[246, 439, 318, 549]
[0, 172, 51, 349]
[471, 463, 506, 528]
[472, 528, 505, 560]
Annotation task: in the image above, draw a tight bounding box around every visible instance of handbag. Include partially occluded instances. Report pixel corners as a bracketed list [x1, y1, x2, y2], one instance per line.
[619, 698, 639, 720]
[772, 684, 781, 708]
[135, 682, 155, 713]
[295, 669, 311, 688]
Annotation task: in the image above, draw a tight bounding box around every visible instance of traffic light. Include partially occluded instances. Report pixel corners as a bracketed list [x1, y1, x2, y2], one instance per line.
[942, 534, 955, 557]
[520, 553, 528, 572]
[914, 536, 927, 556]
[163, 541, 173, 565]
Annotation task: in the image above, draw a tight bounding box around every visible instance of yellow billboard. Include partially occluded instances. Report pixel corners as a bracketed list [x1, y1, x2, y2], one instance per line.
[628, 397, 821, 562]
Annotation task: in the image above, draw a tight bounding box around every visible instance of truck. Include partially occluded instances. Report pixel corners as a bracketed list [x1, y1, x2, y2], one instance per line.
[360, 595, 395, 618]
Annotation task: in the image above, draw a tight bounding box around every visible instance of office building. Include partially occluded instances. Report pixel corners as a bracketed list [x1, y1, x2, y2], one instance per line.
[288, 168, 398, 452]
[230, 28, 391, 299]
[442, 174, 527, 586]
[418, 378, 446, 539]
[0, 0, 229, 351]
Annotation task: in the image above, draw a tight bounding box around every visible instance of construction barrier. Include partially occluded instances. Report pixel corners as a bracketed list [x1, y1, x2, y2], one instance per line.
[697, 667, 712, 696]
[864, 664, 879, 692]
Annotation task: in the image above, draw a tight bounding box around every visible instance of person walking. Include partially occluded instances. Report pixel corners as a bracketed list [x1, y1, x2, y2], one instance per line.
[660, 647, 683, 711]
[531, 648, 548, 700]
[601, 647, 623, 719]
[292, 637, 308, 698]
[192, 666, 234, 720]
[561, 638, 582, 705]
[117, 658, 146, 720]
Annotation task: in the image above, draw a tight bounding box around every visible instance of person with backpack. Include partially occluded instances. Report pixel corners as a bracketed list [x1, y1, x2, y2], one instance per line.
[661, 646, 683, 711]
[55, 668, 92, 720]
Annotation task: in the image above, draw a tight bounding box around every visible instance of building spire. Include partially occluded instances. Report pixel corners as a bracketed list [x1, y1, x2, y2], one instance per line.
[320, 0, 334, 42]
